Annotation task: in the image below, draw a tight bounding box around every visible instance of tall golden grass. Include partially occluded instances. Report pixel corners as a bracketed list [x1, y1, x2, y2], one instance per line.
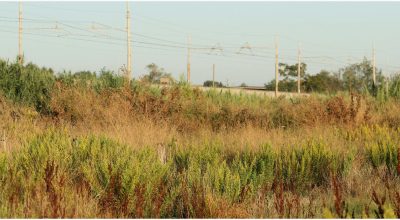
[1, 82, 400, 217]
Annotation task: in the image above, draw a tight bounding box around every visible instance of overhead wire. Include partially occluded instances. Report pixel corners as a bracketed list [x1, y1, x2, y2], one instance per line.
[0, 21, 371, 69]
[1, 4, 395, 81]
[0, 26, 281, 64]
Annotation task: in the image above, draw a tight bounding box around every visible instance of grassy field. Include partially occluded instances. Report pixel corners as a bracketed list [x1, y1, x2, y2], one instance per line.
[1, 60, 400, 218]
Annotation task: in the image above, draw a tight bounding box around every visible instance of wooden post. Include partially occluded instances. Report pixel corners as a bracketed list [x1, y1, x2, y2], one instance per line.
[126, 1, 132, 80]
[275, 36, 279, 97]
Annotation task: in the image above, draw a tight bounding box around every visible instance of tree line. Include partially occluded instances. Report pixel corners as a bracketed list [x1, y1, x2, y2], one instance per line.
[265, 57, 386, 95]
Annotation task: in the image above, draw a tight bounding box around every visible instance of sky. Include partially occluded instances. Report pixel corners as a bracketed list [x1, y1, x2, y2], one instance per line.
[0, 1, 400, 86]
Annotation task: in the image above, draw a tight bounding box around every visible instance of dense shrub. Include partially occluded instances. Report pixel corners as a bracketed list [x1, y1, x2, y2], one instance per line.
[57, 69, 126, 92]
[277, 141, 353, 191]
[389, 74, 400, 99]
[364, 127, 400, 176]
[0, 60, 55, 113]
[0, 129, 361, 217]
[367, 140, 398, 175]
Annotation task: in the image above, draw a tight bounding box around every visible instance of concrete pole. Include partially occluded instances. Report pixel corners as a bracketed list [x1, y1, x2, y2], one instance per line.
[275, 36, 279, 97]
[18, 1, 23, 65]
[126, 1, 132, 80]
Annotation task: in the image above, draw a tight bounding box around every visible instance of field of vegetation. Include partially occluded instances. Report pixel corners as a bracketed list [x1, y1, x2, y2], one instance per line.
[1, 58, 400, 218]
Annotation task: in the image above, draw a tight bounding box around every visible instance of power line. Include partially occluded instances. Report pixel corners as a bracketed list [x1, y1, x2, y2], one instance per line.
[23, 3, 122, 15]
[0, 25, 362, 68]
[1, 20, 283, 61]
[1, 16, 221, 49]
[126, 1, 132, 80]
[0, 27, 280, 64]
[2, 15, 308, 58]
[2, 3, 398, 85]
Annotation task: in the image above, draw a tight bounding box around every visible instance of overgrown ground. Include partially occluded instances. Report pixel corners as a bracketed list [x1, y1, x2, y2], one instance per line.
[1, 60, 400, 218]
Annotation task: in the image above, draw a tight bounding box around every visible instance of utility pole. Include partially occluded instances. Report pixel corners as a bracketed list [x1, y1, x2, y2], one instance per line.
[187, 35, 191, 84]
[126, 1, 132, 80]
[297, 42, 301, 94]
[372, 43, 376, 86]
[275, 36, 279, 97]
[18, 1, 22, 65]
[212, 63, 215, 88]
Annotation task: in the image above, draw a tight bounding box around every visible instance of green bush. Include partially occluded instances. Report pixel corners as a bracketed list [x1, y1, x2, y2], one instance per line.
[277, 141, 353, 191]
[0, 60, 55, 113]
[57, 68, 126, 92]
[389, 74, 400, 99]
[366, 139, 398, 175]
[94, 69, 126, 92]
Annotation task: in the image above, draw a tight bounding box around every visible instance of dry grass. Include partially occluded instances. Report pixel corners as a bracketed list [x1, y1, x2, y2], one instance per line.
[1, 85, 400, 218]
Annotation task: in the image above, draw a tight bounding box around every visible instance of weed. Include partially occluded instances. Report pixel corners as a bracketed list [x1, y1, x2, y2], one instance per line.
[372, 190, 386, 218]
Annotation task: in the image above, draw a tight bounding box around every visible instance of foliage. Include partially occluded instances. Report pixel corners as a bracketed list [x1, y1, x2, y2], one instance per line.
[95, 68, 126, 91]
[0, 129, 358, 217]
[263, 59, 394, 99]
[140, 63, 174, 84]
[203, 80, 224, 87]
[366, 136, 399, 176]
[303, 70, 342, 94]
[389, 74, 400, 99]
[265, 78, 298, 92]
[340, 57, 384, 95]
[279, 62, 307, 80]
[57, 68, 125, 91]
[0, 59, 55, 113]
[265, 62, 307, 92]
[3, 58, 400, 217]
[277, 141, 353, 191]
[1, 74, 400, 217]
[265, 62, 308, 92]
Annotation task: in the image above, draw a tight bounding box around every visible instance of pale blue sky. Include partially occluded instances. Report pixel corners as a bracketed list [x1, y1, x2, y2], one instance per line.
[1, 1, 400, 86]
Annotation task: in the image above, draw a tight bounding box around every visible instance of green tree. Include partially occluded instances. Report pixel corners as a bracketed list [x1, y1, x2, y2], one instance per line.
[303, 70, 342, 94]
[340, 57, 383, 95]
[73, 70, 97, 81]
[265, 62, 307, 92]
[203, 80, 224, 87]
[279, 62, 307, 80]
[142, 63, 173, 84]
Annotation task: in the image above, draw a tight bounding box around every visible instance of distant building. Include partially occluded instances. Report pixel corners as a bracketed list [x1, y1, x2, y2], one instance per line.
[160, 76, 172, 85]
